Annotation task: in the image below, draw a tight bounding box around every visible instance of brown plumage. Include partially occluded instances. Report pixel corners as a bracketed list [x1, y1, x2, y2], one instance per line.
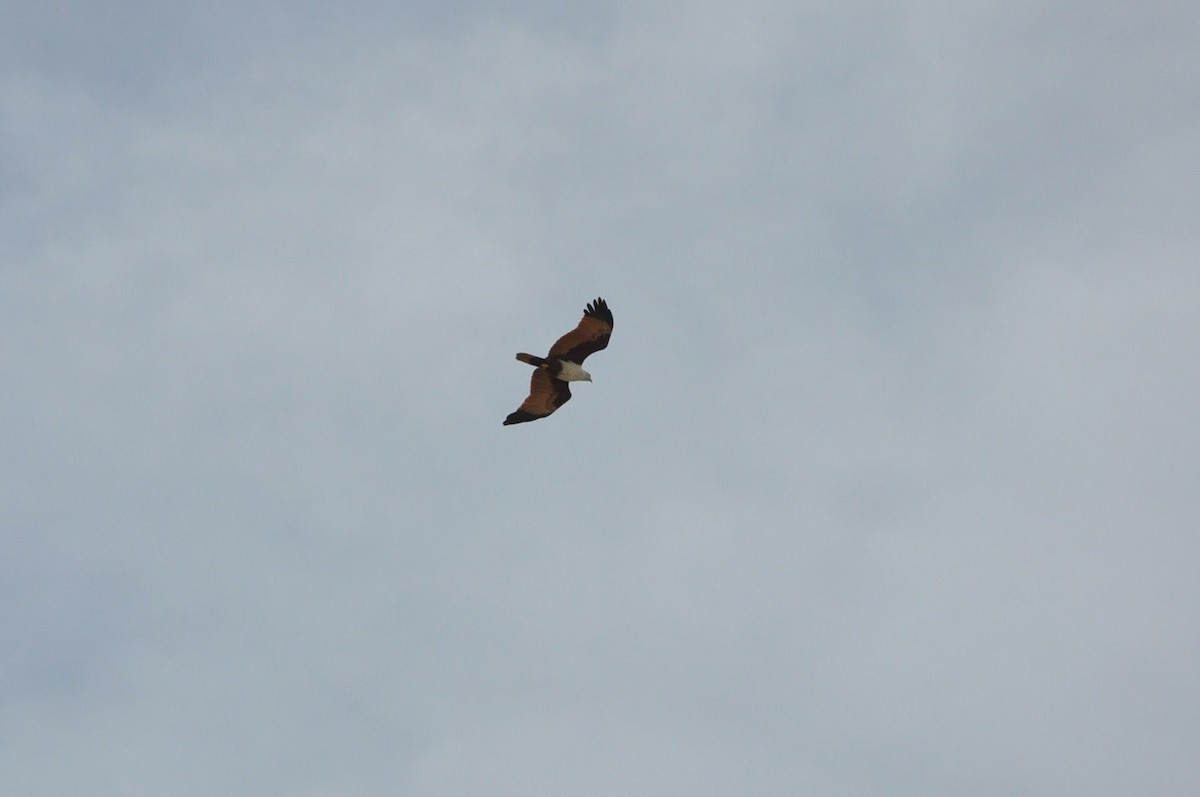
[504, 297, 613, 425]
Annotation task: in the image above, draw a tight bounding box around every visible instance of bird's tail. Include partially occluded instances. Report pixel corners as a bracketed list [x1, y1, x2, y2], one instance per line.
[515, 353, 546, 367]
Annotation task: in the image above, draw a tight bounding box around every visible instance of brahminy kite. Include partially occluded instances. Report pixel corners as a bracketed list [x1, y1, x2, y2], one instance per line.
[503, 297, 613, 425]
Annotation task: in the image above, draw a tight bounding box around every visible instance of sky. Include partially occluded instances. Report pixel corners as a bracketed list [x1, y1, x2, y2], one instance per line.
[3, 2, 1199, 794]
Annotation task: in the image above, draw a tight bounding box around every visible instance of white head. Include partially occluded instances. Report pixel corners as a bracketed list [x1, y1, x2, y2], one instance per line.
[558, 360, 592, 383]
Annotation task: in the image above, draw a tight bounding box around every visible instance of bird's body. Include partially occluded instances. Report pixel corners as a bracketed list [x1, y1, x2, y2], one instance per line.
[504, 297, 613, 425]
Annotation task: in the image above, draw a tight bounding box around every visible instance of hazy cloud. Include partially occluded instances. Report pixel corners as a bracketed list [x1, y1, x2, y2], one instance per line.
[3, 2, 1198, 795]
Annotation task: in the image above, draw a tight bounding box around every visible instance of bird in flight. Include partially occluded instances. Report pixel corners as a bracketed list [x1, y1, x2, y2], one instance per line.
[503, 297, 613, 425]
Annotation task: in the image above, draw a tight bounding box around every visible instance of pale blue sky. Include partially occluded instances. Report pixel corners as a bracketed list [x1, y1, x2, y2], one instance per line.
[3, 2, 1199, 795]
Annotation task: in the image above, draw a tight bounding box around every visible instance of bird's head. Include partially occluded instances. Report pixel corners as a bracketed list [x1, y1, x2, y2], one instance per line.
[558, 360, 592, 383]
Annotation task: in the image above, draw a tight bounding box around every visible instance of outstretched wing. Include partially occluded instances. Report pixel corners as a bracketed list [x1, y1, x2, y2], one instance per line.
[503, 369, 572, 425]
[547, 297, 613, 364]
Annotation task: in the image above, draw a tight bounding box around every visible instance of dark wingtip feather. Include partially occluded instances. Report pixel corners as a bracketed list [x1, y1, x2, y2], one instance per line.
[584, 297, 613, 325]
[503, 410, 541, 425]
